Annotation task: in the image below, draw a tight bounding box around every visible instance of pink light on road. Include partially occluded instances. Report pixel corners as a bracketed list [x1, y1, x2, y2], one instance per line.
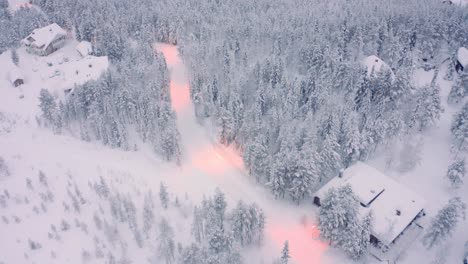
[169, 80, 191, 112]
[157, 44, 181, 66]
[268, 222, 329, 264]
[192, 146, 230, 174]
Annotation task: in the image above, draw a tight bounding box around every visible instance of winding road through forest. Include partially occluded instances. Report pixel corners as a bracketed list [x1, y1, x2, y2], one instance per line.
[155, 43, 333, 264]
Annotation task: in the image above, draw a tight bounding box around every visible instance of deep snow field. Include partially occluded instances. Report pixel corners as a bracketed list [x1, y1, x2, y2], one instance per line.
[0, 38, 467, 264]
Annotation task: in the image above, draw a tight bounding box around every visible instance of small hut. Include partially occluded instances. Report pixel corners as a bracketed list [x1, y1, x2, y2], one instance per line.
[9, 68, 24, 87]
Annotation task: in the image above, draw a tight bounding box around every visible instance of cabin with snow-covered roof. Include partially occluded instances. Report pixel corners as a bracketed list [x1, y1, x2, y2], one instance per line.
[313, 162, 425, 259]
[362, 55, 394, 79]
[21, 23, 67, 56]
[456, 47, 468, 73]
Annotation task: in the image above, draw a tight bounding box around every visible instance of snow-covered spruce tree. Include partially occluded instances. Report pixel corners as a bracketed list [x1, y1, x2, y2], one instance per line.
[11, 48, 19, 66]
[159, 182, 169, 210]
[409, 78, 443, 132]
[38, 89, 61, 131]
[230, 201, 252, 246]
[242, 135, 269, 183]
[208, 227, 233, 254]
[319, 184, 371, 259]
[446, 158, 465, 189]
[447, 71, 468, 105]
[229, 201, 265, 246]
[319, 132, 342, 181]
[0, 0, 7, 9]
[280, 241, 290, 264]
[213, 189, 227, 229]
[423, 197, 466, 249]
[342, 212, 373, 261]
[0, 157, 9, 178]
[157, 217, 176, 264]
[218, 107, 236, 145]
[289, 157, 318, 204]
[451, 102, 468, 153]
[191, 206, 205, 243]
[142, 191, 155, 238]
[180, 243, 205, 264]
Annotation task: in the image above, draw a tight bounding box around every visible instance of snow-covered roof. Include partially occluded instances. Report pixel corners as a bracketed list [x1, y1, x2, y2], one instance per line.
[8, 67, 24, 83]
[457, 47, 468, 68]
[314, 162, 425, 246]
[22, 23, 66, 51]
[45, 55, 109, 97]
[362, 55, 394, 78]
[447, 0, 468, 6]
[76, 41, 92, 57]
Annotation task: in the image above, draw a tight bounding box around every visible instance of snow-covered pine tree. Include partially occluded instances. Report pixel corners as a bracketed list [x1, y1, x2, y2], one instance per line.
[39, 89, 61, 131]
[447, 158, 466, 189]
[447, 71, 468, 105]
[159, 182, 169, 209]
[157, 217, 176, 264]
[229, 201, 265, 246]
[342, 212, 372, 260]
[11, 48, 19, 65]
[0, 0, 7, 9]
[451, 102, 468, 153]
[142, 191, 155, 238]
[208, 227, 232, 254]
[249, 203, 266, 244]
[0, 156, 9, 177]
[409, 76, 443, 132]
[423, 197, 466, 249]
[280, 241, 290, 264]
[319, 184, 372, 259]
[289, 157, 317, 204]
[212, 188, 227, 230]
[180, 243, 205, 264]
[218, 107, 235, 145]
[243, 135, 269, 183]
[191, 206, 205, 243]
[230, 200, 251, 246]
[319, 132, 342, 180]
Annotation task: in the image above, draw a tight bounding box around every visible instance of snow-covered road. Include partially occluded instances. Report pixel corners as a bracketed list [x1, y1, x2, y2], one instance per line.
[155, 43, 334, 264]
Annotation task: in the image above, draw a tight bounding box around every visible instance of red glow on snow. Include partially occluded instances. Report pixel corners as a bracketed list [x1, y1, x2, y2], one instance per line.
[215, 144, 245, 170]
[169, 80, 191, 112]
[268, 222, 329, 264]
[191, 145, 244, 174]
[157, 44, 181, 66]
[192, 146, 230, 174]
[15, 2, 32, 9]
